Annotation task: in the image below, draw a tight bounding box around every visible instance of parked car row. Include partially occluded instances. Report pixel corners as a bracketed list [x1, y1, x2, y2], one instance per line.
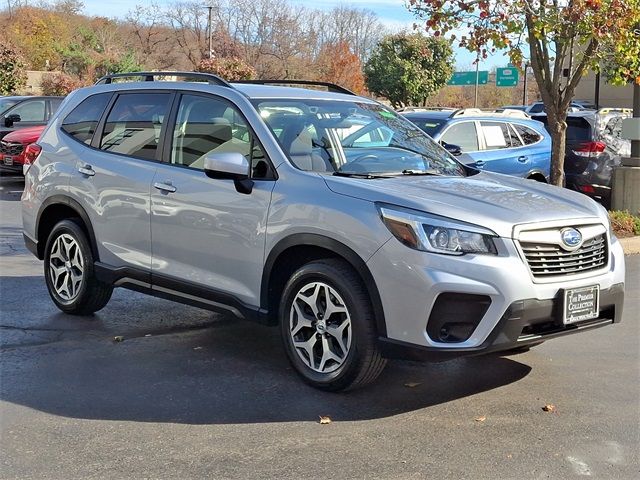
[0, 95, 63, 175]
[398, 102, 632, 208]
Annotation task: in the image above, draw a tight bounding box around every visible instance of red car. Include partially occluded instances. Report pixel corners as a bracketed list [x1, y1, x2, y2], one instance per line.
[0, 125, 45, 175]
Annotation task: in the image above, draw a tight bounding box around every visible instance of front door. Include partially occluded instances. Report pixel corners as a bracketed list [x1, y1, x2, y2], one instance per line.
[150, 93, 276, 308]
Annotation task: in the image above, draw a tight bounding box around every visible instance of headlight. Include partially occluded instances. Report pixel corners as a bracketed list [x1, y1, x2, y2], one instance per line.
[378, 204, 498, 255]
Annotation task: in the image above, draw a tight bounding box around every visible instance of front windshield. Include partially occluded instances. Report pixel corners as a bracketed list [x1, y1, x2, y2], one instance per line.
[252, 99, 466, 177]
[0, 98, 19, 115]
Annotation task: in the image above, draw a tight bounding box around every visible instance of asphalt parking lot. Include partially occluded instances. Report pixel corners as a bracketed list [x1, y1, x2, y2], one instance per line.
[1, 175, 639, 479]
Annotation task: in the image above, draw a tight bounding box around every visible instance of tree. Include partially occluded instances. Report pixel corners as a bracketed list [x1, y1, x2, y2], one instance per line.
[364, 33, 454, 108]
[408, 0, 640, 186]
[0, 42, 27, 95]
[197, 56, 256, 81]
[316, 41, 366, 94]
[40, 72, 87, 95]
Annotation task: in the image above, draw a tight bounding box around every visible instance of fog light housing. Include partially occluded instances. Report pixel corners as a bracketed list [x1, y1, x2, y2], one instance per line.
[427, 293, 491, 343]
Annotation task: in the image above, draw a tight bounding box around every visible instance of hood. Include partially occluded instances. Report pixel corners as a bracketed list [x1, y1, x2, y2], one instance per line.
[323, 172, 605, 238]
[3, 125, 46, 143]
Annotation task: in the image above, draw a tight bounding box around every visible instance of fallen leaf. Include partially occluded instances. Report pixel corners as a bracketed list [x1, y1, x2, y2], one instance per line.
[542, 404, 556, 413]
[404, 382, 421, 388]
[144, 334, 152, 337]
[193, 347, 203, 350]
[475, 415, 486, 422]
[319, 416, 332, 425]
[113, 336, 124, 343]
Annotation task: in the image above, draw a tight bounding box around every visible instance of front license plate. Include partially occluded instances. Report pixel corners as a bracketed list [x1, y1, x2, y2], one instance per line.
[3, 156, 13, 165]
[564, 285, 599, 324]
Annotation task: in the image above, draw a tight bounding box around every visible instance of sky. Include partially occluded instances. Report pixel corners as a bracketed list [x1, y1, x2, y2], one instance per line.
[80, 0, 507, 70]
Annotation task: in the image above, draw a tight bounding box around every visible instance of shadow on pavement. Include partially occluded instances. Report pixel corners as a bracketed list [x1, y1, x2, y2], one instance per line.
[1, 276, 532, 425]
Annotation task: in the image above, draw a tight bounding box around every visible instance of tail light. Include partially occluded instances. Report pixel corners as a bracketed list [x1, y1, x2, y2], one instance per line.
[572, 141, 606, 157]
[22, 143, 42, 174]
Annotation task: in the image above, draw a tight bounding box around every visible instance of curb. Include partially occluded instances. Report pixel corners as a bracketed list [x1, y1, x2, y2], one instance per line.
[619, 236, 640, 255]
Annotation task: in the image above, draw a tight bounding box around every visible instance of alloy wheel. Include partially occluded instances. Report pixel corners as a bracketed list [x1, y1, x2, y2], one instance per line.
[48, 233, 84, 302]
[289, 281, 352, 373]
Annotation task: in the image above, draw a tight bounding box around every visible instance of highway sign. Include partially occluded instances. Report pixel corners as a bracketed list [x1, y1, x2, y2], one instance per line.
[447, 71, 488, 86]
[496, 68, 519, 87]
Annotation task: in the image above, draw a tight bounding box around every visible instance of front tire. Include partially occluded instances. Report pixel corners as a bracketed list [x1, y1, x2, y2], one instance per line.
[44, 219, 113, 315]
[279, 259, 386, 391]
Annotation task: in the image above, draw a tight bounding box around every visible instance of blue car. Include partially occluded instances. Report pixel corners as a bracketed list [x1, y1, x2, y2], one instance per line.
[401, 109, 552, 182]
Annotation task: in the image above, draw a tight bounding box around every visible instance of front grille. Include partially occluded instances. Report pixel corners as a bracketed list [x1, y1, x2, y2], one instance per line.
[520, 234, 608, 278]
[0, 141, 24, 156]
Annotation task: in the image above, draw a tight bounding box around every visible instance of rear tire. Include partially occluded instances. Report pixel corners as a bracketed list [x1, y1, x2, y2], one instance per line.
[279, 259, 386, 391]
[44, 219, 112, 315]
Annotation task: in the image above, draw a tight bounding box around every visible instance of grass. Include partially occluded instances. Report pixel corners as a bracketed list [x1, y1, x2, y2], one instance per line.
[609, 210, 640, 237]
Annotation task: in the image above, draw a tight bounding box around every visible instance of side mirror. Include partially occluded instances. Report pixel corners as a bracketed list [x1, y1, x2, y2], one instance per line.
[5, 114, 21, 128]
[203, 152, 254, 194]
[441, 141, 462, 156]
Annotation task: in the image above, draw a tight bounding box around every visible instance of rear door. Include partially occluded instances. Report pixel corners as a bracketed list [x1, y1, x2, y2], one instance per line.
[150, 92, 276, 308]
[66, 91, 173, 271]
[474, 121, 531, 177]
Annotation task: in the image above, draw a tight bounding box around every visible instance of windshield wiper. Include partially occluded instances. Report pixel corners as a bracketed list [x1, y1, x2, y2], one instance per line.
[400, 169, 442, 176]
[333, 171, 392, 179]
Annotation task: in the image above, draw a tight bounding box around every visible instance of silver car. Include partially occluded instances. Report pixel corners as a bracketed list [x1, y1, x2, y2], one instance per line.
[21, 73, 625, 391]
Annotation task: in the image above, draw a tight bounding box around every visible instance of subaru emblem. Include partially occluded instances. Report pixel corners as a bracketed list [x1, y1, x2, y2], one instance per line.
[560, 228, 582, 250]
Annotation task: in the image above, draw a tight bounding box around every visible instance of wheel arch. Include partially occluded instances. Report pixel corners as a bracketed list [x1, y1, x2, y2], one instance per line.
[262, 233, 387, 336]
[527, 170, 548, 183]
[35, 195, 99, 261]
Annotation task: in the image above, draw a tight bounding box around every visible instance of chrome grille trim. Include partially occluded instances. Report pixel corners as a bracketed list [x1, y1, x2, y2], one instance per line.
[0, 141, 24, 156]
[519, 233, 608, 278]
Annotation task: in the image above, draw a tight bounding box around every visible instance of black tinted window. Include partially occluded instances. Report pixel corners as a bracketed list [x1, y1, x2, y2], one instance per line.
[566, 118, 592, 143]
[528, 103, 544, 113]
[513, 124, 542, 145]
[62, 93, 111, 144]
[405, 117, 447, 136]
[440, 122, 479, 152]
[100, 93, 172, 160]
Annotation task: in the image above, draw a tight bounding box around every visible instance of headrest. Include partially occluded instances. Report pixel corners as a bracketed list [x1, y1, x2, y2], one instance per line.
[289, 129, 313, 156]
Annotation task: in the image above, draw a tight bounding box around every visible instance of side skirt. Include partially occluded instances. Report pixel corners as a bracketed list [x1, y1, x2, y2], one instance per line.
[94, 262, 271, 324]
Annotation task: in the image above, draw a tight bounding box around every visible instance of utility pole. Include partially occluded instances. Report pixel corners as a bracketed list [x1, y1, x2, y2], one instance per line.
[633, 82, 640, 158]
[474, 52, 480, 108]
[522, 62, 529, 105]
[206, 4, 213, 59]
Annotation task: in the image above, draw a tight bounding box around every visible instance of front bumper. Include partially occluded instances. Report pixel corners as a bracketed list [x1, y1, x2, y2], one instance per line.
[367, 231, 625, 354]
[379, 282, 624, 361]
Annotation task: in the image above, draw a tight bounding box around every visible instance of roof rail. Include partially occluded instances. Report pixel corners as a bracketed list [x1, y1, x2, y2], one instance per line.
[95, 71, 233, 88]
[234, 79, 356, 96]
[397, 106, 456, 112]
[450, 108, 531, 119]
[597, 107, 632, 115]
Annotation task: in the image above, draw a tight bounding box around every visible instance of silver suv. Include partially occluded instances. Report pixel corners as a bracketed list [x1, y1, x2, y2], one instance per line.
[22, 72, 625, 391]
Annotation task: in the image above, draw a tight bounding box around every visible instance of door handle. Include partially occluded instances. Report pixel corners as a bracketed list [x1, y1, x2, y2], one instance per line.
[78, 165, 95, 176]
[518, 156, 528, 162]
[153, 181, 177, 193]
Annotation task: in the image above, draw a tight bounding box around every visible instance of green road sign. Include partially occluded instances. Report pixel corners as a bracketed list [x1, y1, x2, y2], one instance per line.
[496, 67, 519, 87]
[447, 71, 488, 86]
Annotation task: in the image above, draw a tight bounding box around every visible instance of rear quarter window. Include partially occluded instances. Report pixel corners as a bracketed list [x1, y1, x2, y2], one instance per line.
[61, 93, 112, 144]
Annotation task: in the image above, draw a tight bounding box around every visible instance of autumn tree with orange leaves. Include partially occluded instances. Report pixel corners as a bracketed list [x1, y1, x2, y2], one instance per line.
[408, 0, 640, 187]
[317, 42, 366, 94]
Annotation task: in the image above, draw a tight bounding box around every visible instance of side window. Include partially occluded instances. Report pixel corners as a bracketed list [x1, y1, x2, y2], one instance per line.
[440, 122, 479, 152]
[528, 103, 544, 114]
[171, 94, 271, 178]
[49, 98, 63, 118]
[507, 124, 524, 147]
[512, 124, 542, 145]
[480, 121, 519, 149]
[99, 93, 172, 160]
[61, 93, 111, 144]
[8, 100, 46, 122]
